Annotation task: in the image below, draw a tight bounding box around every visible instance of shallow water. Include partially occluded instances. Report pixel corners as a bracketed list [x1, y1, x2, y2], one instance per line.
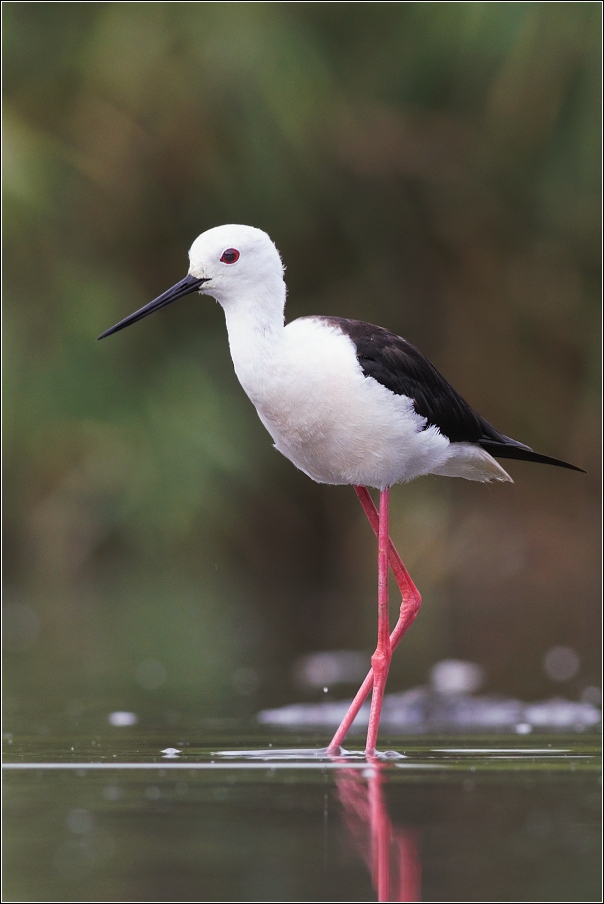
[3, 721, 601, 902]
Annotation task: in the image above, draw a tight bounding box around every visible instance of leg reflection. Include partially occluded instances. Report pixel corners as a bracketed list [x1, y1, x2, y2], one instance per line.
[335, 759, 421, 903]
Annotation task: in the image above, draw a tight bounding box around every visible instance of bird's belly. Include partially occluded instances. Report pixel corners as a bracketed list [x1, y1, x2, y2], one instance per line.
[250, 370, 449, 490]
[230, 317, 452, 489]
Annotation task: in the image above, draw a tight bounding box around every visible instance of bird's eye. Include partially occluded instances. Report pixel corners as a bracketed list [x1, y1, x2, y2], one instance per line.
[220, 248, 240, 264]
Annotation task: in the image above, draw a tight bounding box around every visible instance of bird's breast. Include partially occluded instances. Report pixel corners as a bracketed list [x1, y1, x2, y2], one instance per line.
[228, 317, 449, 489]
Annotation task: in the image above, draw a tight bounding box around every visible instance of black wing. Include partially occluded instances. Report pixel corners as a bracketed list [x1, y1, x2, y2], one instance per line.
[320, 317, 584, 473]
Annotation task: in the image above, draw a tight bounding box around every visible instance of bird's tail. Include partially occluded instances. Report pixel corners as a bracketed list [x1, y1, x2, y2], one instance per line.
[479, 440, 585, 472]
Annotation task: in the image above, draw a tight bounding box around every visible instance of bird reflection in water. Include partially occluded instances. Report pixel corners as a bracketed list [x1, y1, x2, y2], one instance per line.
[335, 757, 421, 902]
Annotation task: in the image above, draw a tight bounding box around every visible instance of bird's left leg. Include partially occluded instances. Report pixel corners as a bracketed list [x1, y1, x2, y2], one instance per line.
[364, 488, 392, 755]
[326, 487, 422, 755]
[354, 486, 422, 636]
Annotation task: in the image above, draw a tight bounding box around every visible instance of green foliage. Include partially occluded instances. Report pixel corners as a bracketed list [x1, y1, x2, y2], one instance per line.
[3, 3, 600, 717]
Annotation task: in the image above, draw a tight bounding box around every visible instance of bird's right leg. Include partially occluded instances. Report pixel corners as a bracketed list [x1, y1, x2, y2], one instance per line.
[326, 486, 422, 754]
[363, 487, 393, 755]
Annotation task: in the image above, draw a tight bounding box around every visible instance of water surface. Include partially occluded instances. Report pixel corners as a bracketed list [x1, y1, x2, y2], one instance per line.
[3, 722, 600, 902]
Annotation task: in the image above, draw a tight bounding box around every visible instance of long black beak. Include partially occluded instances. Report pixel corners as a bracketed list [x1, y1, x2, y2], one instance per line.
[97, 274, 208, 340]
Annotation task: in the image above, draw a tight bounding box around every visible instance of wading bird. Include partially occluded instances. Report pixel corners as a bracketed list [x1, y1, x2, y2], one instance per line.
[99, 224, 583, 755]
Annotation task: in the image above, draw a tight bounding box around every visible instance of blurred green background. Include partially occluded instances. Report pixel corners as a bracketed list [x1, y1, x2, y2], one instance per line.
[3, 2, 600, 728]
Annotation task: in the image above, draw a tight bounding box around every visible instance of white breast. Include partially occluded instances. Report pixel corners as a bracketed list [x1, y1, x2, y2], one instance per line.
[231, 317, 453, 490]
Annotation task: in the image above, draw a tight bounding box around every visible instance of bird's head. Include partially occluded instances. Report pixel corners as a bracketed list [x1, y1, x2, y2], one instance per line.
[97, 224, 284, 340]
[189, 224, 284, 305]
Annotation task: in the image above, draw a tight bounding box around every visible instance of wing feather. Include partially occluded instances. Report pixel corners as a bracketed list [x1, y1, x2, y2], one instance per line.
[317, 317, 584, 472]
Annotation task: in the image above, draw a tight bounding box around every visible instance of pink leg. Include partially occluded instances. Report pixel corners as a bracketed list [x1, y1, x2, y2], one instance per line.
[365, 489, 392, 755]
[327, 486, 422, 754]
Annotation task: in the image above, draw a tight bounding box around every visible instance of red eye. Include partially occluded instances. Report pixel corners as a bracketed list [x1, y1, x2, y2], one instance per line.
[220, 248, 240, 264]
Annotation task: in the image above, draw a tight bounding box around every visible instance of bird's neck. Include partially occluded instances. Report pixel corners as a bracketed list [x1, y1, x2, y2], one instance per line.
[221, 284, 286, 392]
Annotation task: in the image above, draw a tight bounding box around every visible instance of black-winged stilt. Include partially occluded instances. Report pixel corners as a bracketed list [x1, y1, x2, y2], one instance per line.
[98, 224, 584, 755]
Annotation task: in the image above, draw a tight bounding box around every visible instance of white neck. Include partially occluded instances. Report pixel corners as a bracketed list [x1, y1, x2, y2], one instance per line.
[219, 281, 287, 395]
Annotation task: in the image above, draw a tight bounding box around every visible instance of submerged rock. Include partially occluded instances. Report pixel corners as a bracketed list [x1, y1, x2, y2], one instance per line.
[258, 687, 601, 732]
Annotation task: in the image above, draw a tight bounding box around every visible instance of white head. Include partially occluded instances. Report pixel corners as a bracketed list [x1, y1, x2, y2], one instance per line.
[98, 224, 286, 340]
[188, 224, 285, 307]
